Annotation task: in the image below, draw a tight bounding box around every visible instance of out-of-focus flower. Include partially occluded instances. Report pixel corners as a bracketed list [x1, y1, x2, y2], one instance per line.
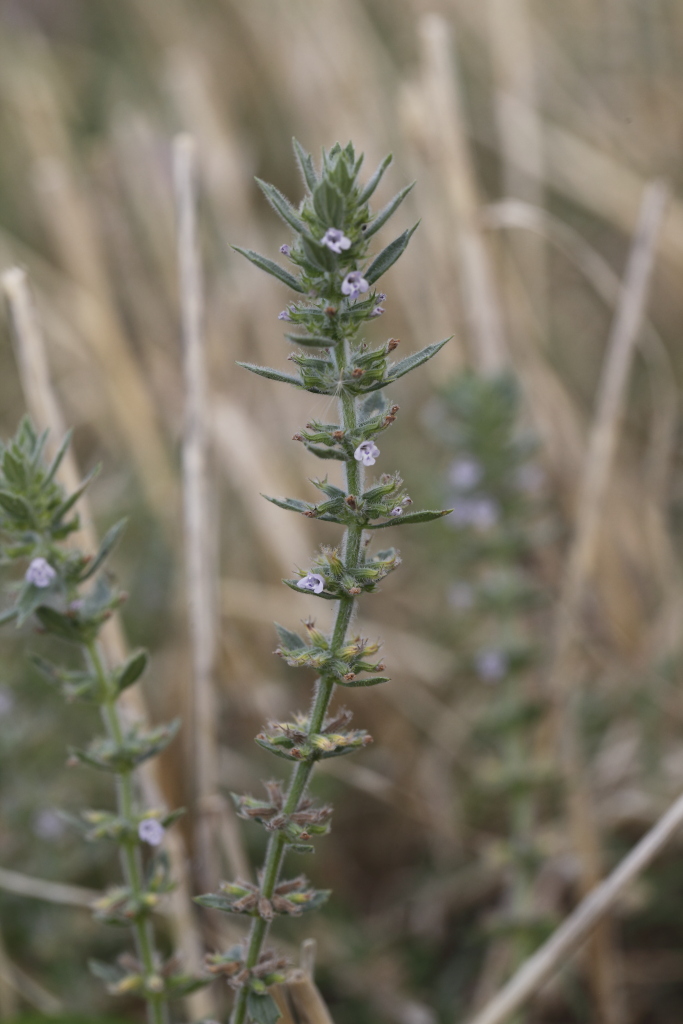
[449, 458, 483, 491]
[25, 557, 57, 588]
[138, 819, 166, 846]
[475, 649, 508, 682]
[450, 498, 499, 530]
[33, 809, 66, 841]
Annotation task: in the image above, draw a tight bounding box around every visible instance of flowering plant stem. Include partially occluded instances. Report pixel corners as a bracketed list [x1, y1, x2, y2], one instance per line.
[233, 347, 360, 1024]
[88, 639, 168, 1024]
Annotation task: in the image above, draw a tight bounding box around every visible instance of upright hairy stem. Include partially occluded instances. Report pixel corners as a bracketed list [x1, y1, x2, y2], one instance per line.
[88, 641, 169, 1024]
[232, 349, 360, 1024]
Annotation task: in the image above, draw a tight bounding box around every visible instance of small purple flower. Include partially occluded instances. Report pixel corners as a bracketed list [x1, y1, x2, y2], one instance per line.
[449, 458, 483, 491]
[322, 228, 351, 254]
[389, 507, 403, 517]
[341, 271, 369, 299]
[138, 818, 166, 846]
[475, 649, 508, 683]
[450, 498, 499, 531]
[280, 244, 291, 256]
[448, 583, 474, 612]
[370, 305, 385, 317]
[297, 573, 325, 594]
[354, 440, 380, 467]
[278, 309, 293, 322]
[377, 293, 386, 302]
[25, 557, 56, 588]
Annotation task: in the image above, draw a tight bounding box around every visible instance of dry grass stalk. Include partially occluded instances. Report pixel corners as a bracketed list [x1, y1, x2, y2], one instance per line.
[0, 867, 98, 909]
[418, 14, 507, 375]
[1, 267, 216, 1021]
[174, 132, 250, 887]
[0, 928, 62, 1018]
[2, 46, 177, 534]
[270, 969, 335, 1024]
[466, 787, 683, 1024]
[486, 0, 548, 333]
[0, 929, 19, 1019]
[547, 179, 669, 1020]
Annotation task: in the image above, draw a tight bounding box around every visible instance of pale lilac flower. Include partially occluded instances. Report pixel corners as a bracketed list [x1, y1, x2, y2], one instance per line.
[449, 457, 483, 491]
[297, 573, 325, 594]
[0, 688, 14, 717]
[322, 228, 351, 254]
[341, 271, 369, 298]
[278, 309, 293, 322]
[138, 818, 166, 846]
[370, 305, 385, 317]
[25, 557, 56, 588]
[448, 583, 474, 612]
[354, 440, 380, 467]
[33, 809, 66, 841]
[280, 244, 291, 256]
[451, 498, 499, 531]
[69, 599, 84, 613]
[389, 507, 403, 517]
[475, 649, 508, 683]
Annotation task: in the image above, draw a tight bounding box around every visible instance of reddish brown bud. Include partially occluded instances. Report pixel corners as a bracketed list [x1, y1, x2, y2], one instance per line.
[387, 338, 400, 351]
[352, 367, 364, 378]
[325, 306, 337, 316]
[292, 433, 303, 441]
[343, 673, 356, 682]
[332, 430, 344, 440]
[348, 587, 362, 595]
[345, 495, 357, 509]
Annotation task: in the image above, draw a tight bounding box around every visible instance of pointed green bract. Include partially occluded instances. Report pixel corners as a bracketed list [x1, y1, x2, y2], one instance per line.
[232, 246, 305, 292]
[292, 137, 318, 192]
[365, 222, 419, 285]
[363, 182, 415, 239]
[255, 178, 306, 234]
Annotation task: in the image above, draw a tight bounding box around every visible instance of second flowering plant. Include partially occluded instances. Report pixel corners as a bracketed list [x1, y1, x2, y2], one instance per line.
[195, 140, 451, 1024]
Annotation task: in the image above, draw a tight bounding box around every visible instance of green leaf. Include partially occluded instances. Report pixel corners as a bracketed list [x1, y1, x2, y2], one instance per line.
[193, 892, 235, 913]
[255, 178, 306, 234]
[0, 606, 18, 627]
[116, 650, 149, 693]
[284, 333, 336, 348]
[247, 991, 282, 1024]
[312, 180, 344, 227]
[363, 182, 415, 239]
[300, 236, 336, 273]
[364, 223, 419, 285]
[274, 623, 307, 650]
[237, 363, 302, 388]
[34, 606, 85, 643]
[339, 675, 389, 687]
[79, 518, 127, 581]
[16, 582, 56, 627]
[293, 137, 318, 192]
[387, 337, 451, 382]
[2, 448, 27, 488]
[232, 246, 306, 293]
[44, 429, 73, 485]
[0, 490, 32, 521]
[368, 509, 453, 528]
[262, 495, 311, 514]
[51, 465, 100, 524]
[357, 153, 393, 205]
[303, 444, 346, 461]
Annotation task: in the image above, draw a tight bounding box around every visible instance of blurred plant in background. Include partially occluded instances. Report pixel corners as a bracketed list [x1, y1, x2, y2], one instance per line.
[1, 1, 683, 1023]
[0, 419, 207, 1023]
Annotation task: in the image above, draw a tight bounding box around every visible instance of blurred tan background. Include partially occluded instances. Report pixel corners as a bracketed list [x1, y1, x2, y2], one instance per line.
[2, 1, 683, 1023]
